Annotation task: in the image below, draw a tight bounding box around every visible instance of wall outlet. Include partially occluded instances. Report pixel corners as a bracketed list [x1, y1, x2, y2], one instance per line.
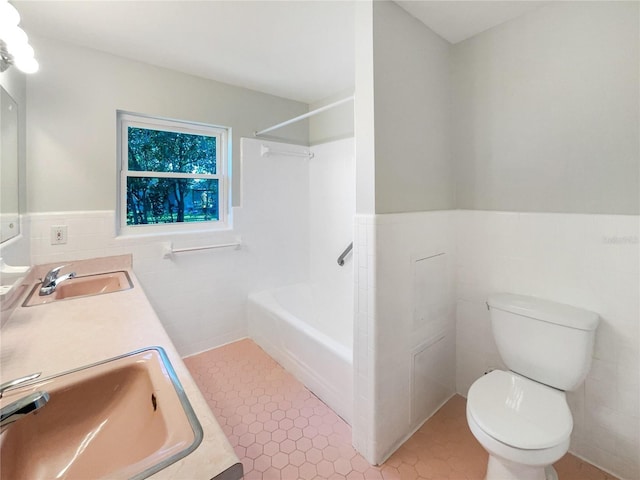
[51, 225, 68, 245]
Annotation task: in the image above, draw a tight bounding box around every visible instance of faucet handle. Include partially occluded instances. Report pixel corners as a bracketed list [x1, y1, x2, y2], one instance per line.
[42, 264, 69, 283]
[0, 372, 41, 398]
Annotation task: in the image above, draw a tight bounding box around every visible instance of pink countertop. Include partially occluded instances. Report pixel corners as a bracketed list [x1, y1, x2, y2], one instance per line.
[0, 255, 241, 480]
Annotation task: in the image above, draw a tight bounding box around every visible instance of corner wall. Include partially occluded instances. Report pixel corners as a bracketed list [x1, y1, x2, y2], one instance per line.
[372, 0, 453, 214]
[355, 3, 639, 478]
[352, 0, 457, 465]
[450, 3, 639, 479]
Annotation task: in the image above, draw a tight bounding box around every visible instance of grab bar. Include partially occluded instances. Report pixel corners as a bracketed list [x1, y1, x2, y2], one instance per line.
[337, 242, 353, 266]
[162, 239, 241, 259]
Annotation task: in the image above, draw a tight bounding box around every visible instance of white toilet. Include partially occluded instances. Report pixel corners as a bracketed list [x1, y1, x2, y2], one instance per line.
[466, 293, 599, 480]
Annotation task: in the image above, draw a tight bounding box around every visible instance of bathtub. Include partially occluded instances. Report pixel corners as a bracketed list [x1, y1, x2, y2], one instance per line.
[247, 283, 353, 424]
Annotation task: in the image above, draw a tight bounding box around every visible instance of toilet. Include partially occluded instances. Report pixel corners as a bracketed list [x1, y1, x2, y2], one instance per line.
[466, 293, 599, 480]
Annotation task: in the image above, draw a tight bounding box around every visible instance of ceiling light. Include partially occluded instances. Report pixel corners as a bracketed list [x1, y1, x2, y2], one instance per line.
[0, 1, 38, 74]
[0, 1, 20, 29]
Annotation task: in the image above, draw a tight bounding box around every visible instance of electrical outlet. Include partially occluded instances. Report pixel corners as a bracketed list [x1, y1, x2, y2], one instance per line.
[51, 225, 67, 245]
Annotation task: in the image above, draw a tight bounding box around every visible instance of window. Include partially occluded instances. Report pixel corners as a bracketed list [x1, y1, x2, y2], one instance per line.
[117, 112, 229, 235]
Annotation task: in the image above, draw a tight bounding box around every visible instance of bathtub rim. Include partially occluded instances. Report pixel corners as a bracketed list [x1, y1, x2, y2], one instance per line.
[248, 286, 353, 365]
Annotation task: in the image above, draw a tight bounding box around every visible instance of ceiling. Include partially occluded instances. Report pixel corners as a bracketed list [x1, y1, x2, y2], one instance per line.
[396, 1, 548, 44]
[15, 1, 547, 105]
[15, 1, 356, 104]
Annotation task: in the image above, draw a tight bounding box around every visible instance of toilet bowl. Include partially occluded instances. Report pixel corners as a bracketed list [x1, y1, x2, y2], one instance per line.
[467, 293, 599, 480]
[467, 370, 572, 480]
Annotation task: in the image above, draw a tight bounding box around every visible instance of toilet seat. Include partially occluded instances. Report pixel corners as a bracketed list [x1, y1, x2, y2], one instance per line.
[467, 370, 573, 450]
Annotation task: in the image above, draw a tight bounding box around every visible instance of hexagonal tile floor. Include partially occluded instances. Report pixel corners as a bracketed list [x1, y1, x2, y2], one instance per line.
[185, 339, 617, 480]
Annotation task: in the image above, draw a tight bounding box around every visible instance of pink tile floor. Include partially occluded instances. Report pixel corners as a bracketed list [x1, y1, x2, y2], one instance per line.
[184, 339, 617, 480]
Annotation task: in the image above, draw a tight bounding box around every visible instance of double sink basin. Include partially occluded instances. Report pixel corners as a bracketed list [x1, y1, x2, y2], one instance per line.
[3, 269, 204, 478]
[0, 347, 203, 480]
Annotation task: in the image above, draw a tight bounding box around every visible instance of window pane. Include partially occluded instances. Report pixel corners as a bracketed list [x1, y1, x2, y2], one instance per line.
[127, 127, 216, 174]
[126, 177, 219, 225]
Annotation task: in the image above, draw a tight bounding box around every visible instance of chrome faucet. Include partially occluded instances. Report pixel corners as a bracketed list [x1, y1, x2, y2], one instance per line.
[0, 391, 50, 432]
[39, 265, 76, 296]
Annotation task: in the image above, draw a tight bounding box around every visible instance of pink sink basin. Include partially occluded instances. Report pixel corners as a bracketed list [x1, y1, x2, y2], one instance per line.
[24, 271, 133, 307]
[0, 348, 203, 480]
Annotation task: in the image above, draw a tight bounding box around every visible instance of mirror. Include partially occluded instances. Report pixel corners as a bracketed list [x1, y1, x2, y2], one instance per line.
[0, 86, 20, 243]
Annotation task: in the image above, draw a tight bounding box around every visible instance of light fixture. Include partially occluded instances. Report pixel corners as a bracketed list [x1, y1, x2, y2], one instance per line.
[0, 0, 38, 74]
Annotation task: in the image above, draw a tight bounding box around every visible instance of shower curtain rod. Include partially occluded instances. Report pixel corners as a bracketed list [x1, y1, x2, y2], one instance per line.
[254, 94, 354, 137]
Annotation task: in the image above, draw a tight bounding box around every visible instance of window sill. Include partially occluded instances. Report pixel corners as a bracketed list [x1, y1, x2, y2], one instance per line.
[115, 225, 235, 243]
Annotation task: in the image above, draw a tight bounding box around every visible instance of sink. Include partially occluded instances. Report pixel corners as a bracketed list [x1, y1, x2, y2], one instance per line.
[23, 271, 133, 307]
[0, 347, 203, 480]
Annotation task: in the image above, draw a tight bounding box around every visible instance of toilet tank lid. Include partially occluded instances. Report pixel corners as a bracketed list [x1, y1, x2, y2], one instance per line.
[488, 293, 599, 331]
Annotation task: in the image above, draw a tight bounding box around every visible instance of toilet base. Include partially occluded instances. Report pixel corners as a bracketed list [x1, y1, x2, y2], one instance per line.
[485, 455, 559, 480]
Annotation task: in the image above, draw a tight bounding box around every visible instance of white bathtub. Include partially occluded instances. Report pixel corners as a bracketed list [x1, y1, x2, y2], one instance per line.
[247, 283, 353, 424]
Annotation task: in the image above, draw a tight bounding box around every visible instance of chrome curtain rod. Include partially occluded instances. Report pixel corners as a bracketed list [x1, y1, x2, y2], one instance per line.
[254, 95, 354, 137]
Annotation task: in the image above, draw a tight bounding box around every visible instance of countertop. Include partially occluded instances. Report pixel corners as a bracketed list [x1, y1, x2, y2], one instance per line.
[0, 255, 242, 480]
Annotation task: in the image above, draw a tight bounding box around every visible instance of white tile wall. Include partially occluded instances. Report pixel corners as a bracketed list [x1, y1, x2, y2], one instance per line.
[28, 208, 255, 356]
[353, 213, 376, 463]
[455, 210, 640, 480]
[353, 211, 457, 465]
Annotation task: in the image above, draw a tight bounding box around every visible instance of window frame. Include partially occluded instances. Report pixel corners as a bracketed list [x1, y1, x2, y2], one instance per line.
[117, 111, 230, 236]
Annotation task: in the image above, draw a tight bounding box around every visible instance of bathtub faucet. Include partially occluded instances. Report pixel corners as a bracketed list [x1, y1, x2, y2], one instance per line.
[39, 265, 76, 296]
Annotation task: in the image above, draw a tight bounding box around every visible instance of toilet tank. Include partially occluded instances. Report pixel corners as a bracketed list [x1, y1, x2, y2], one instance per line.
[487, 293, 599, 391]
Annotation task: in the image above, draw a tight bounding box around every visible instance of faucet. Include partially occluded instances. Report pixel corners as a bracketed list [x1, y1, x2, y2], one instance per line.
[0, 391, 50, 432]
[0, 373, 49, 432]
[39, 264, 76, 296]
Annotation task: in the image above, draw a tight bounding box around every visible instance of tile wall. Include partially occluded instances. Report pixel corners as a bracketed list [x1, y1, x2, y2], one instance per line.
[353, 211, 457, 465]
[352, 214, 376, 463]
[455, 210, 639, 480]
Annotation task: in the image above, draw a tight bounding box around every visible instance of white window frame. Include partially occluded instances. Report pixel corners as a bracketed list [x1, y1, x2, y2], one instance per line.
[117, 111, 230, 236]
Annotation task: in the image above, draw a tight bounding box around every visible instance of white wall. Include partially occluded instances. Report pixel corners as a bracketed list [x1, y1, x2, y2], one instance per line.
[372, 0, 454, 214]
[309, 138, 355, 345]
[26, 36, 308, 212]
[452, 1, 640, 214]
[455, 211, 639, 479]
